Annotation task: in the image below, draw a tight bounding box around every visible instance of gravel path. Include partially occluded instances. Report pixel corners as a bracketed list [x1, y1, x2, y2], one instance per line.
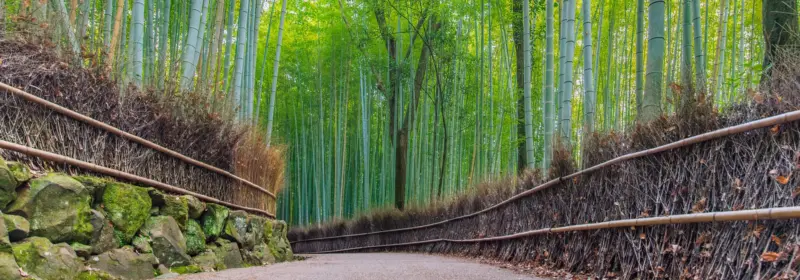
[174, 253, 545, 280]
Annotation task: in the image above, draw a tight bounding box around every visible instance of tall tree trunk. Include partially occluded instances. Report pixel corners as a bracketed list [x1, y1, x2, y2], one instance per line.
[762, 0, 799, 85]
[641, 0, 665, 122]
[265, 0, 288, 146]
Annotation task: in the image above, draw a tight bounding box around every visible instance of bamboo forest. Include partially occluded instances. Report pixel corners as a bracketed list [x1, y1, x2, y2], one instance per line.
[0, 0, 792, 227]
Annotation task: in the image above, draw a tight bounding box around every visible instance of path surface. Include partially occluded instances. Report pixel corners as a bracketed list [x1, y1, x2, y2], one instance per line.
[174, 253, 545, 280]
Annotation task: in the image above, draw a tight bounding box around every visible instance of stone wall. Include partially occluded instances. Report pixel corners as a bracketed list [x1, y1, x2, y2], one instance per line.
[0, 155, 292, 280]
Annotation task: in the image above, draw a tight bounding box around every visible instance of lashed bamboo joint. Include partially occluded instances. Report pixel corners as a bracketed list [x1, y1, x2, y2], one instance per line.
[0, 82, 276, 199]
[292, 109, 800, 244]
[306, 206, 800, 254]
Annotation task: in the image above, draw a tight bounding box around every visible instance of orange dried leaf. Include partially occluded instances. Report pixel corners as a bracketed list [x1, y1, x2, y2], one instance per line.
[752, 225, 766, 238]
[691, 198, 707, 213]
[639, 233, 646, 240]
[777, 175, 791, 185]
[771, 125, 781, 135]
[771, 235, 782, 246]
[762, 252, 780, 262]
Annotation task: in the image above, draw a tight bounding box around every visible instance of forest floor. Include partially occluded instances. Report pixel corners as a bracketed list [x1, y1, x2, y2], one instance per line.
[173, 253, 546, 280]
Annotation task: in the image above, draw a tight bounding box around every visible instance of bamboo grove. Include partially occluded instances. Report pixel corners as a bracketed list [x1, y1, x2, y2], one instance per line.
[0, 0, 795, 226]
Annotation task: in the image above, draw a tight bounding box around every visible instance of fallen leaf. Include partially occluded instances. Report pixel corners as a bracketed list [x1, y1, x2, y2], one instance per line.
[771, 125, 781, 135]
[777, 174, 792, 185]
[752, 225, 766, 238]
[639, 233, 646, 240]
[772, 235, 782, 246]
[762, 251, 780, 262]
[692, 198, 707, 213]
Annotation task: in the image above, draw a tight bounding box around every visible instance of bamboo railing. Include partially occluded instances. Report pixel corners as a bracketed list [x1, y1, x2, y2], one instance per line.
[0, 82, 276, 199]
[0, 139, 275, 218]
[308, 206, 800, 254]
[293, 109, 800, 244]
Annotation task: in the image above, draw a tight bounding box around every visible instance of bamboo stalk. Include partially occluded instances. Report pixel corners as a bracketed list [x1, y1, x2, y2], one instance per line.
[0, 139, 274, 218]
[0, 82, 276, 199]
[304, 206, 800, 254]
[293, 109, 800, 243]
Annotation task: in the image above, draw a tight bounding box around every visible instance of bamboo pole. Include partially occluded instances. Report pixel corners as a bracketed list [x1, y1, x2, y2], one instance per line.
[0, 139, 274, 218]
[304, 206, 800, 254]
[293, 109, 800, 243]
[0, 82, 276, 199]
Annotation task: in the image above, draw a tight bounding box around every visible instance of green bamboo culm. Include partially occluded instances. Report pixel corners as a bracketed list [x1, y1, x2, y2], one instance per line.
[233, 0, 251, 119]
[180, 0, 206, 90]
[641, 0, 665, 122]
[523, 0, 535, 170]
[265, 0, 288, 147]
[559, 0, 576, 144]
[691, 0, 706, 92]
[635, 0, 644, 112]
[542, 0, 555, 173]
[582, 0, 596, 134]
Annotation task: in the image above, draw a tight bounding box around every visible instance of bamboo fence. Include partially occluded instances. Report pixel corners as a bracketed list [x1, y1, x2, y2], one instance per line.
[308, 206, 800, 254]
[293, 109, 800, 244]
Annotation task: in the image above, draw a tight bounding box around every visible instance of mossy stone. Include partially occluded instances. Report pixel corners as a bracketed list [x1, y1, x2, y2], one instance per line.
[11, 237, 82, 280]
[221, 210, 248, 245]
[200, 204, 229, 240]
[75, 270, 117, 280]
[169, 264, 203, 275]
[7, 162, 31, 184]
[72, 176, 108, 203]
[139, 216, 191, 268]
[87, 247, 157, 280]
[191, 251, 217, 272]
[242, 243, 275, 266]
[102, 183, 152, 244]
[0, 156, 18, 209]
[211, 239, 243, 270]
[6, 174, 94, 244]
[244, 215, 266, 249]
[3, 214, 28, 242]
[0, 252, 20, 280]
[184, 196, 205, 219]
[131, 235, 152, 254]
[184, 219, 205, 256]
[0, 213, 10, 253]
[89, 210, 117, 254]
[160, 195, 189, 230]
[70, 242, 92, 258]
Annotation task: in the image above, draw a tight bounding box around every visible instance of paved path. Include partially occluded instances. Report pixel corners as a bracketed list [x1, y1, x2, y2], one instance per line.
[175, 253, 544, 280]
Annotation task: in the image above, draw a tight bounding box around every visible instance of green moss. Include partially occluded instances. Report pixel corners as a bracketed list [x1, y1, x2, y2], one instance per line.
[201, 204, 229, 239]
[72, 175, 109, 203]
[7, 162, 31, 183]
[0, 156, 18, 209]
[75, 271, 117, 280]
[184, 220, 206, 256]
[160, 195, 189, 230]
[102, 183, 152, 244]
[170, 264, 203, 275]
